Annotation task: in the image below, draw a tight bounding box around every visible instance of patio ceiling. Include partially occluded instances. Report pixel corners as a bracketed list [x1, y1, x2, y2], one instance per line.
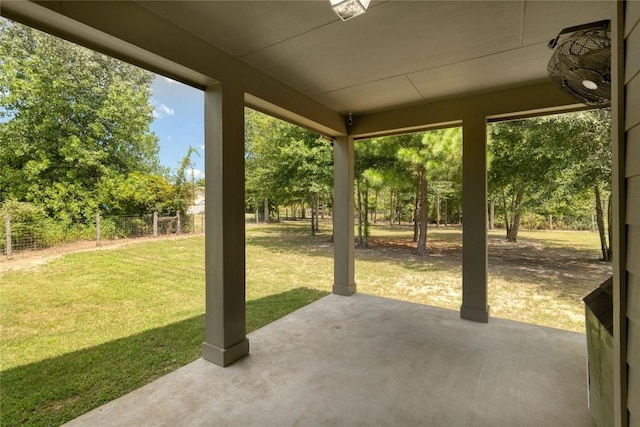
[137, 0, 612, 115]
[3, 1, 612, 122]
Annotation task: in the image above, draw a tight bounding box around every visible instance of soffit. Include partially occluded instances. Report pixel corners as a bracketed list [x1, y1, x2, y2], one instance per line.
[138, 0, 612, 115]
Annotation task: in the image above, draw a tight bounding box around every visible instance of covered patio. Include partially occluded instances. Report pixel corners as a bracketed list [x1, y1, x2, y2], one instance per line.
[64, 294, 594, 427]
[2, 1, 637, 426]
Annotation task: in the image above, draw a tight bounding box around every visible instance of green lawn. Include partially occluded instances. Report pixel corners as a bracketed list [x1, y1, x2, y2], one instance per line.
[0, 221, 611, 426]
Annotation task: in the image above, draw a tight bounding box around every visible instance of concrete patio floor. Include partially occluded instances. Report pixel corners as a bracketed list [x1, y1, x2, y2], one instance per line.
[64, 293, 595, 427]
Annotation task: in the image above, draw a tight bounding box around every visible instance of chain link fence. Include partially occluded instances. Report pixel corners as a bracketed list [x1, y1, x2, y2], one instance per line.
[2, 212, 205, 258]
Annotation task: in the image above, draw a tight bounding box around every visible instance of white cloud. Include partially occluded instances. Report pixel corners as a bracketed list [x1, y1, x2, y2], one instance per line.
[158, 104, 175, 116]
[163, 77, 179, 85]
[186, 168, 204, 179]
[151, 98, 175, 119]
[200, 144, 205, 151]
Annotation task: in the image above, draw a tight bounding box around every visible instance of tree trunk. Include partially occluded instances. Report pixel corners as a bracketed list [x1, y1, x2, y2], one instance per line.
[310, 194, 316, 236]
[315, 193, 320, 232]
[607, 194, 613, 261]
[301, 201, 305, 219]
[329, 194, 335, 242]
[443, 198, 447, 227]
[357, 183, 364, 247]
[501, 189, 511, 236]
[417, 167, 428, 255]
[488, 199, 495, 230]
[548, 214, 553, 230]
[263, 198, 269, 223]
[436, 192, 441, 229]
[362, 187, 370, 247]
[413, 188, 419, 242]
[373, 190, 379, 223]
[506, 192, 523, 242]
[594, 183, 609, 261]
[389, 189, 395, 226]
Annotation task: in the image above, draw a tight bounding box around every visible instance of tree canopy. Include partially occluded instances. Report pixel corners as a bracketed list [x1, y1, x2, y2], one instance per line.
[488, 110, 612, 259]
[245, 108, 332, 231]
[0, 21, 164, 221]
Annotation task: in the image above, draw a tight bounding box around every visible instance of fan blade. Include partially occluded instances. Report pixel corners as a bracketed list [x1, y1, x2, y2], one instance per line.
[578, 47, 611, 76]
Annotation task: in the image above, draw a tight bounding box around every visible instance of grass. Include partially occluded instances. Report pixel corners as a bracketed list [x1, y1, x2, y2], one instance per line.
[0, 221, 611, 426]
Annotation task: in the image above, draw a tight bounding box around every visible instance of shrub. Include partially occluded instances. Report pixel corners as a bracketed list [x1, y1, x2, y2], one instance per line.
[0, 201, 52, 251]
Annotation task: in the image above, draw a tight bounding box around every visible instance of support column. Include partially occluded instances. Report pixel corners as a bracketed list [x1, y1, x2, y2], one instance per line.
[333, 136, 356, 296]
[461, 116, 489, 323]
[201, 82, 249, 366]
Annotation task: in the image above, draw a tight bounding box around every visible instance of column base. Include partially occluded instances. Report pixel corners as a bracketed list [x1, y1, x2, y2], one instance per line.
[202, 338, 249, 367]
[460, 305, 490, 323]
[333, 283, 356, 296]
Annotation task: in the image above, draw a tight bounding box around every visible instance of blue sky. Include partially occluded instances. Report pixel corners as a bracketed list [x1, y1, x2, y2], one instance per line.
[149, 76, 205, 178]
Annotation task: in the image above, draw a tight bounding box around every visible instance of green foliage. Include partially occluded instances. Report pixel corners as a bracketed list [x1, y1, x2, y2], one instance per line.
[0, 21, 161, 222]
[99, 172, 175, 216]
[355, 128, 463, 250]
[488, 110, 611, 249]
[0, 200, 97, 251]
[173, 147, 200, 215]
[245, 108, 332, 219]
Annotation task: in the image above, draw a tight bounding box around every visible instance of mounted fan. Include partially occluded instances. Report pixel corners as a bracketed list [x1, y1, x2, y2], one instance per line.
[547, 20, 611, 107]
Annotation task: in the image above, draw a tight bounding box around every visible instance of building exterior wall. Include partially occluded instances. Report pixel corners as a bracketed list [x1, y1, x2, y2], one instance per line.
[625, 1, 640, 426]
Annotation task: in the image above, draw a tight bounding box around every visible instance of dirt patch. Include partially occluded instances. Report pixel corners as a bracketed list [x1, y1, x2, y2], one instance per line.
[365, 232, 610, 288]
[487, 237, 610, 285]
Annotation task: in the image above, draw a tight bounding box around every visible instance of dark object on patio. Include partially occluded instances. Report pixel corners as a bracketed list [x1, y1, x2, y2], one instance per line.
[584, 276, 613, 427]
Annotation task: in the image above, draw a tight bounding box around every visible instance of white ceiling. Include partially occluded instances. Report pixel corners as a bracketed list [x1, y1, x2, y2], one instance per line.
[138, 0, 612, 115]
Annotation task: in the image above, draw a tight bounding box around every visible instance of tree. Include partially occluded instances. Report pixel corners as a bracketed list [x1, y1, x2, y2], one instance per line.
[173, 147, 200, 217]
[396, 129, 461, 255]
[355, 129, 461, 254]
[355, 136, 401, 247]
[488, 110, 611, 257]
[562, 109, 612, 260]
[488, 117, 575, 242]
[98, 172, 175, 216]
[0, 21, 160, 222]
[245, 108, 333, 233]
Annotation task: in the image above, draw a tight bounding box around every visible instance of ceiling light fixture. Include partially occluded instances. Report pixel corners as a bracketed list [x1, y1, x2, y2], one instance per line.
[330, 0, 371, 21]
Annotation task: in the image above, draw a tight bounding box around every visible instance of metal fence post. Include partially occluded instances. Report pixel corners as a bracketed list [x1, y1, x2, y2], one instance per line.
[5, 214, 12, 259]
[153, 211, 158, 238]
[96, 210, 101, 247]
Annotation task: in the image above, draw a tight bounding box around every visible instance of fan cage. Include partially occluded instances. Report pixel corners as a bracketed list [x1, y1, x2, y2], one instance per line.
[547, 28, 611, 107]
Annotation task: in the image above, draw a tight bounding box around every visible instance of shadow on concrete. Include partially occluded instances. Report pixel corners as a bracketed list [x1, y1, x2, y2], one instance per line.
[0, 287, 329, 427]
